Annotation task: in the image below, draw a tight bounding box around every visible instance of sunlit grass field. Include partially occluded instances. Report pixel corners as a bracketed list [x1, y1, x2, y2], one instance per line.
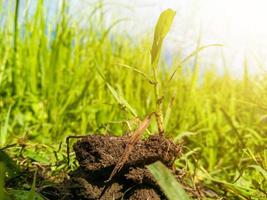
[0, 1, 266, 199]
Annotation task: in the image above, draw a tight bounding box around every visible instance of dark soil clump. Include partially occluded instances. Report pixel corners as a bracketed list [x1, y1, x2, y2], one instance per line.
[43, 135, 182, 200]
[74, 135, 180, 172]
[128, 187, 161, 200]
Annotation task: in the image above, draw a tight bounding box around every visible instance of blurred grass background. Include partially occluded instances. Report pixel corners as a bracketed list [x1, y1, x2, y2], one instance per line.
[0, 0, 266, 199]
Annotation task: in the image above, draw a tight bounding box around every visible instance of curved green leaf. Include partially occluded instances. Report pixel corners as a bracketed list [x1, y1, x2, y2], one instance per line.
[151, 9, 176, 66]
[147, 161, 191, 200]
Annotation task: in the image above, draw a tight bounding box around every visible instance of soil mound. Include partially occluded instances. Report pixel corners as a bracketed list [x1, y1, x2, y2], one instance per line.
[53, 135, 181, 200]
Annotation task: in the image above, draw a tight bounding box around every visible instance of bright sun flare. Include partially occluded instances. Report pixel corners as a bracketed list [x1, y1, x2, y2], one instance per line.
[194, 0, 267, 74]
[201, 0, 267, 46]
[98, 0, 267, 75]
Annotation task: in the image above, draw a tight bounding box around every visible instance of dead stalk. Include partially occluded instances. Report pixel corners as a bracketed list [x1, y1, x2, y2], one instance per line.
[106, 113, 153, 182]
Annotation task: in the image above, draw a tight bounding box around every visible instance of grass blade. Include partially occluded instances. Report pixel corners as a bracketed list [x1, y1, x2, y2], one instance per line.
[169, 44, 223, 81]
[114, 63, 153, 83]
[28, 169, 37, 200]
[248, 165, 267, 179]
[96, 64, 138, 117]
[106, 83, 137, 117]
[147, 161, 191, 200]
[151, 9, 176, 66]
[0, 106, 12, 147]
[151, 9, 176, 135]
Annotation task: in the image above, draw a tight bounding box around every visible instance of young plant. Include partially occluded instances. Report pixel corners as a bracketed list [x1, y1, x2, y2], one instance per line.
[150, 9, 176, 135]
[98, 9, 176, 135]
[105, 8, 177, 185]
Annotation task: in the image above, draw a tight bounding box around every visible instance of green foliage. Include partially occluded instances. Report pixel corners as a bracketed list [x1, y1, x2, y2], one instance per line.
[0, 106, 11, 147]
[151, 9, 176, 67]
[0, 163, 11, 200]
[0, 1, 266, 199]
[9, 189, 44, 200]
[0, 150, 20, 179]
[28, 169, 37, 200]
[151, 9, 176, 134]
[147, 161, 191, 200]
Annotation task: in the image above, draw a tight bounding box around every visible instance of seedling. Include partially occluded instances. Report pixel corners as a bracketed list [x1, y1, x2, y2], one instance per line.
[150, 9, 176, 135]
[105, 9, 176, 182]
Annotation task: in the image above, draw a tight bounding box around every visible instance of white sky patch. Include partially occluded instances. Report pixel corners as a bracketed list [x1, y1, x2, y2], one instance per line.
[73, 0, 267, 76]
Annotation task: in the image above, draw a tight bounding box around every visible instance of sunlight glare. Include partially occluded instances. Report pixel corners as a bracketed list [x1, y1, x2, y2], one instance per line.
[196, 0, 267, 74]
[87, 0, 267, 75]
[201, 0, 267, 46]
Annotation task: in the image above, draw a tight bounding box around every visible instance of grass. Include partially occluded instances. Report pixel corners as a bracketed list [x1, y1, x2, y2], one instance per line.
[0, 0, 266, 199]
[148, 161, 191, 200]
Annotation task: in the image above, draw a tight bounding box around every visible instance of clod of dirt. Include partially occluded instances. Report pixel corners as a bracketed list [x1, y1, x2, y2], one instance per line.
[128, 188, 161, 200]
[61, 177, 123, 200]
[74, 135, 181, 172]
[42, 135, 182, 200]
[125, 167, 156, 185]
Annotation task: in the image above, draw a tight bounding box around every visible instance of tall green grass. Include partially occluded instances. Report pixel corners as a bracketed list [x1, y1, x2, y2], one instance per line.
[0, 1, 266, 199]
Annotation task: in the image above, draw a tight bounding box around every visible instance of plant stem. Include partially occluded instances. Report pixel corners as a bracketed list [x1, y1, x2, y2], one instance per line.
[152, 62, 164, 136]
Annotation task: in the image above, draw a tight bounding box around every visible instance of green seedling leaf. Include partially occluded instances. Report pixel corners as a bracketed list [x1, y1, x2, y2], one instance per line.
[151, 9, 176, 67]
[151, 9, 176, 135]
[147, 161, 191, 200]
[0, 150, 20, 178]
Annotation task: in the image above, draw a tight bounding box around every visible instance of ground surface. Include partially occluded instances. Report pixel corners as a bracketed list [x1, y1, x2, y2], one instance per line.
[41, 135, 182, 199]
